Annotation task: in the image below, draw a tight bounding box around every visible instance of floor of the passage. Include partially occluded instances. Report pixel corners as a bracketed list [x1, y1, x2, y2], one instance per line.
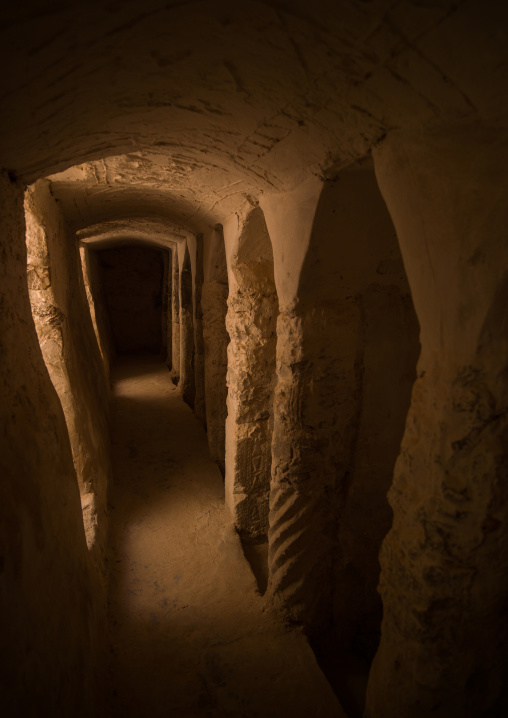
[102, 358, 345, 718]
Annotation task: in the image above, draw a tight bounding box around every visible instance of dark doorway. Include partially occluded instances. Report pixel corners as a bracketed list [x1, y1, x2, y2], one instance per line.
[96, 245, 164, 355]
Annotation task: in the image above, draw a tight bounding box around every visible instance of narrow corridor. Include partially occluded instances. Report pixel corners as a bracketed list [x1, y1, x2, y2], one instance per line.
[103, 358, 344, 718]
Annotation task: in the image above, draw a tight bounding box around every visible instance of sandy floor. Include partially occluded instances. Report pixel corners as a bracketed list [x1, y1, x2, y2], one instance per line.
[102, 358, 345, 718]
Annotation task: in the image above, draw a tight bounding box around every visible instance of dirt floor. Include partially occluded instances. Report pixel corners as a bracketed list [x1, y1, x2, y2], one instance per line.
[101, 357, 345, 718]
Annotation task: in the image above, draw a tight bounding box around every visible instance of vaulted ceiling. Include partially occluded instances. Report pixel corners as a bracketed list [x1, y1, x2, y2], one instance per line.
[2, 0, 506, 233]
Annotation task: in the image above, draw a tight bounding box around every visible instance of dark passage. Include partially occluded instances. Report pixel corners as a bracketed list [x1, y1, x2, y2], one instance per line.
[97, 245, 164, 355]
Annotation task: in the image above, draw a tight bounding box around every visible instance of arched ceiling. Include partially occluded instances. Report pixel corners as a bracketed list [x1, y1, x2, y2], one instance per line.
[2, 0, 507, 234]
[48, 151, 261, 232]
[78, 218, 192, 248]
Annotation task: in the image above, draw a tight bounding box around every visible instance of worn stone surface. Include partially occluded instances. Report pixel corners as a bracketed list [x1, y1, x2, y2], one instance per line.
[170, 246, 181, 385]
[333, 283, 418, 656]
[25, 180, 111, 583]
[224, 207, 278, 539]
[202, 227, 229, 473]
[0, 171, 102, 716]
[165, 248, 173, 367]
[366, 129, 508, 718]
[268, 305, 361, 632]
[80, 244, 114, 377]
[1, 3, 508, 714]
[161, 249, 170, 364]
[307, 171, 420, 659]
[262, 170, 419, 660]
[2, 2, 506, 219]
[190, 234, 206, 424]
[179, 242, 196, 408]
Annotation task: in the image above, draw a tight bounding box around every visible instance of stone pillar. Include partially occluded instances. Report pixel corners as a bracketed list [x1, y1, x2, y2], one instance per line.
[179, 241, 195, 408]
[365, 128, 508, 718]
[170, 244, 180, 385]
[161, 248, 171, 367]
[25, 180, 111, 581]
[202, 226, 229, 473]
[260, 177, 335, 632]
[314, 168, 419, 659]
[165, 247, 172, 367]
[261, 169, 419, 646]
[0, 170, 100, 715]
[190, 233, 206, 424]
[223, 206, 278, 540]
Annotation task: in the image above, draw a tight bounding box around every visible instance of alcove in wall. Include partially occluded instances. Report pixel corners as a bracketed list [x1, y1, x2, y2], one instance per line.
[262, 162, 421, 716]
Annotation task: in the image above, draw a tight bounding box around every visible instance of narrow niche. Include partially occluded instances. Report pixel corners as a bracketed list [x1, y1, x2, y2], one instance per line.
[297, 163, 420, 716]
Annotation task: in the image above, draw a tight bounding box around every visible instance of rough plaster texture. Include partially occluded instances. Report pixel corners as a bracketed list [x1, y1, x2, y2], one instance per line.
[202, 227, 229, 473]
[0, 172, 101, 716]
[262, 170, 419, 649]
[97, 245, 164, 355]
[25, 180, 111, 583]
[366, 129, 508, 718]
[224, 207, 278, 539]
